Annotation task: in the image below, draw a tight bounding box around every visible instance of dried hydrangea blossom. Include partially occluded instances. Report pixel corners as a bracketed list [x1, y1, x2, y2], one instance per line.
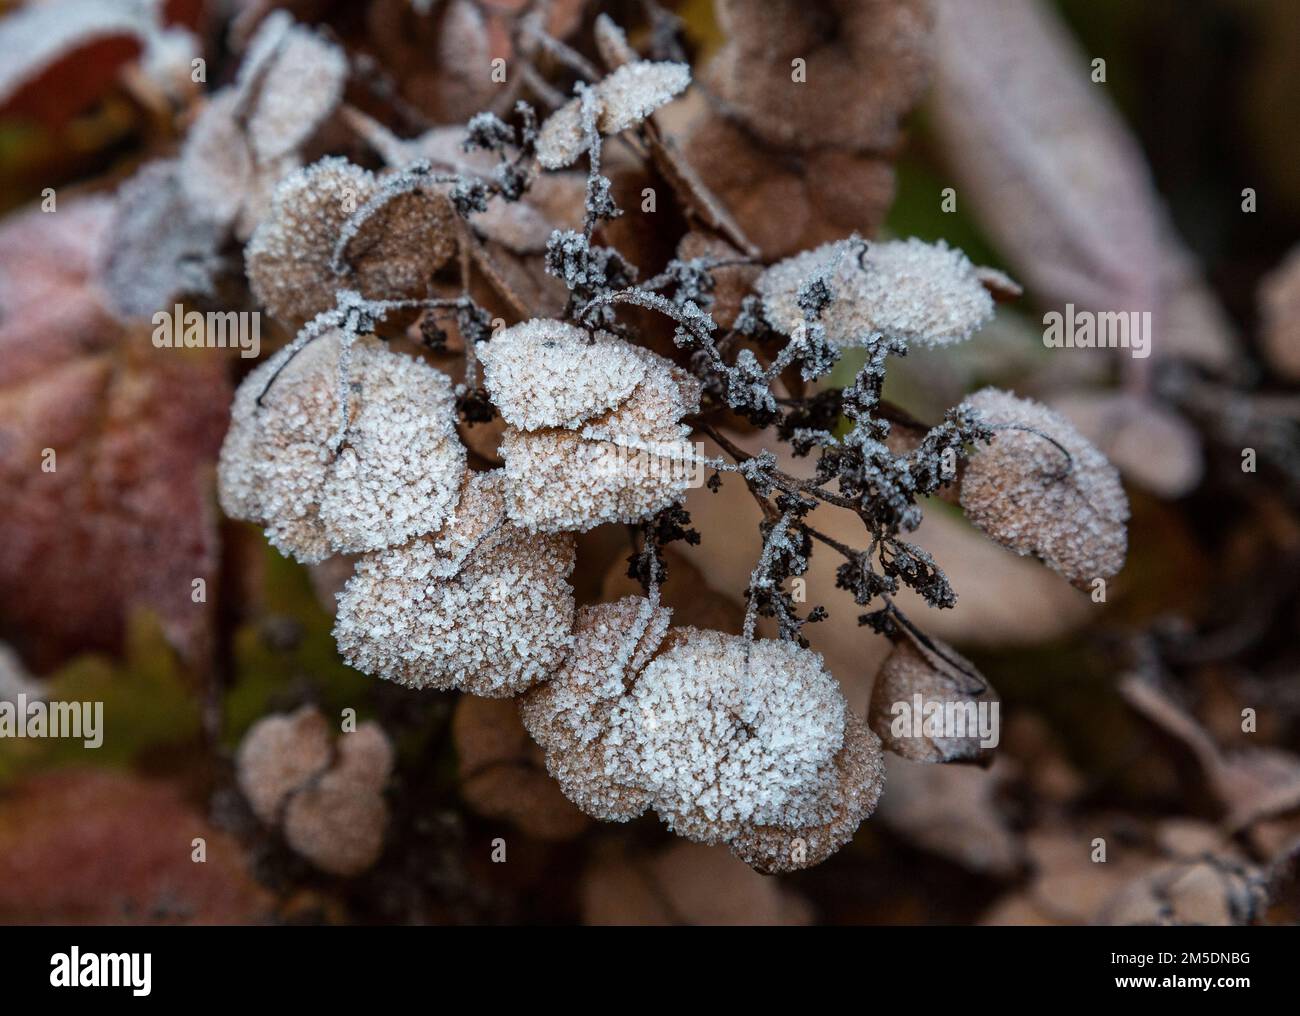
[234, 11, 348, 165]
[477, 319, 650, 430]
[333, 470, 576, 697]
[536, 60, 691, 170]
[99, 159, 223, 321]
[706, 0, 933, 153]
[483, 321, 702, 532]
[611, 630, 876, 851]
[235, 705, 394, 876]
[868, 631, 997, 765]
[524, 606, 884, 871]
[756, 237, 997, 348]
[246, 157, 456, 324]
[958, 387, 1129, 587]
[217, 329, 466, 563]
[520, 597, 671, 822]
[726, 712, 885, 873]
[235, 704, 334, 825]
[282, 722, 395, 877]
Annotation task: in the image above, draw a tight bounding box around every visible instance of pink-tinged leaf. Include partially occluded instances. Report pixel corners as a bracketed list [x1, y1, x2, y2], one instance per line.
[928, 0, 1162, 318]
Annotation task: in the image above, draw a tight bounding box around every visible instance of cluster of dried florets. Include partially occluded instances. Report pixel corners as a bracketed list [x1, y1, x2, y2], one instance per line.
[212, 9, 1131, 872]
[236, 705, 394, 877]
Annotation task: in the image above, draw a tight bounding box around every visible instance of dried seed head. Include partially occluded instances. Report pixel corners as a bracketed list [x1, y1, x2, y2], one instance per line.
[958, 387, 1129, 587]
[536, 60, 691, 169]
[868, 632, 997, 765]
[217, 330, 466, 563]
[521, 596, 671, 822]
[235, 704, 334, 826]
[706, 0, 933, 153]
[333, 471, 576, 697]
[246, 157, 455, 325]
[487, 329, 702, 532]
[478, 319, 649, 430]
[757, 237, 997, 347]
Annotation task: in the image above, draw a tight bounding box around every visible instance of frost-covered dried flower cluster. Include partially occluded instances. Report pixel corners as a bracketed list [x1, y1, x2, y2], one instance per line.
[208, 9, 1132, 872]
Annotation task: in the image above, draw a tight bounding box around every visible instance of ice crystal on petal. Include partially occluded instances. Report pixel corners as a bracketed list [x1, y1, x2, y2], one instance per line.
[520, 596, 671, 820]
[333, 471, 576, 697]
[478, 319, 649, 430]
[757, 237, 996, 348]
[217, 329, 466, 563]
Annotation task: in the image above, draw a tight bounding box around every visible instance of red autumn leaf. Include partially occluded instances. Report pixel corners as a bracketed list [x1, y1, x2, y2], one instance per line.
[0, 769, 272, 924]
[0, 199, 230, 671]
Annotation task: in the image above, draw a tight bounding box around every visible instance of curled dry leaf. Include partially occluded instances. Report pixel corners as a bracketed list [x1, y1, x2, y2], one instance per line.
[706, 0, 933, 153]
[929, 0, 1162, 319]
[868, 630, 998, 765]
[452, 695, 589, 841]
[0, 770, 272, 924]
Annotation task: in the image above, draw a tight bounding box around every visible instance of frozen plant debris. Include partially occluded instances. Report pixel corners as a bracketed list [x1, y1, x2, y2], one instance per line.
[99, 160, 223, 321]
[958, 387, 1129, 587]
[521, 597, 671, 822]
[536, 60, 691, 170]
[217, 329, 466, 563]
[234, 11, 348, 165]
[333, 471, 576, 697]
[756, 237, 998, 348]
[246, 157, 455, 325]
[524, 603, 885, 873]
